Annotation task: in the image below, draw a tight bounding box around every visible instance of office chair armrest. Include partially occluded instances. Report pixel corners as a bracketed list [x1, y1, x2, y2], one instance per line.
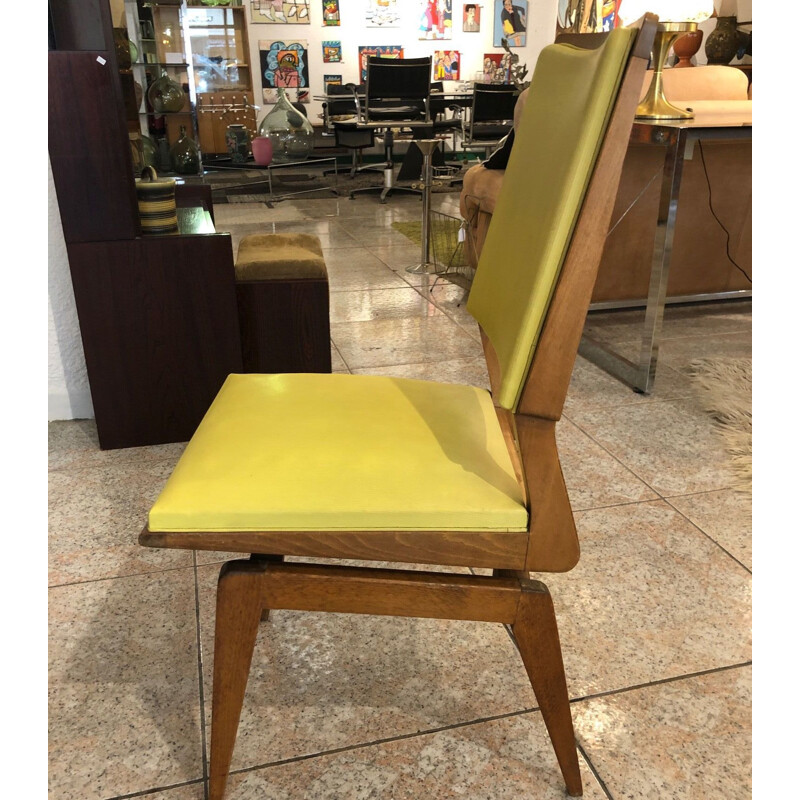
[345, 83, 363, 122]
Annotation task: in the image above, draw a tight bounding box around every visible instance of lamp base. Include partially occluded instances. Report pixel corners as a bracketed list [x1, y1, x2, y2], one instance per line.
[635, 94, 693, 121]
[635, 22, 697, 121]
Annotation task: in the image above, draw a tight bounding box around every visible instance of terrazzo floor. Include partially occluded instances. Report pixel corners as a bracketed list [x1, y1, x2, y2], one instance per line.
[48, 190, 752, 799]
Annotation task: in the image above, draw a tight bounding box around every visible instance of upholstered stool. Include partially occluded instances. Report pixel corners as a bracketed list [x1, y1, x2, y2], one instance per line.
[234, 233, 332, 374]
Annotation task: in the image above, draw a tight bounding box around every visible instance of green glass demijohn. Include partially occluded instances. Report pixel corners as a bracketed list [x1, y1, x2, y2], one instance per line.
[170, 126, 200, 175]
[147, 70, 185, 113]
[257, 88, 314, 163]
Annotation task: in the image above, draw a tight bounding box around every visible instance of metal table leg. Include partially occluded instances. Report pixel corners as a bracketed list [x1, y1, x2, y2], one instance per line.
[406, 139, 442, 275]
[578, 128, 688, 394]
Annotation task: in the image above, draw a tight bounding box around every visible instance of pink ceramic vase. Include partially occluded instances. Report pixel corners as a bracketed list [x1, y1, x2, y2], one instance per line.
[251, 136, 273, 166]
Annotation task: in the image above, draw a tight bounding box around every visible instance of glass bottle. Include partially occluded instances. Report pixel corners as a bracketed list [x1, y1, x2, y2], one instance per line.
[169, 125, 200, 175]
[257, 88, 314, 163]
[147, 70, 186, 113]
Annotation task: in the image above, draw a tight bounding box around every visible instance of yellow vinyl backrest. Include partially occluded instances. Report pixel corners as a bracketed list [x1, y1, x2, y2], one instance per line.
[466, 27, 636, 411]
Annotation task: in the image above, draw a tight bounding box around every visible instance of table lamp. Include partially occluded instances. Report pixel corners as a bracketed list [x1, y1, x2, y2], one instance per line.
[620, 1, 714, 119]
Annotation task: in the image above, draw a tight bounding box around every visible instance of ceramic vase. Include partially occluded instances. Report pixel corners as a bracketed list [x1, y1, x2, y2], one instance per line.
[135, 166, 178, 235]
[147, 70, 185, 113]
[170, 126, 200, 175]
[672, 30, 703, 68]
[704, 16, 739, 65]
[251, 136, 274, 166]
[225, 124, 251, 163]
[257, 88, 314, 164]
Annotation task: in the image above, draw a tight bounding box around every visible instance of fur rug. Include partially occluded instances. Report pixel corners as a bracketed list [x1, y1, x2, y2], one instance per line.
[688, 358, 752, 487]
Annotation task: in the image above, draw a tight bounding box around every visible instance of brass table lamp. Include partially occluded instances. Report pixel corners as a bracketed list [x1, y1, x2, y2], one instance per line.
[620, 1, 714, 120]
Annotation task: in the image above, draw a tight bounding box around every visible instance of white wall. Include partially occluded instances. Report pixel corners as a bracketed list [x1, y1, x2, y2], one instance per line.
[48, 158, 93, 421]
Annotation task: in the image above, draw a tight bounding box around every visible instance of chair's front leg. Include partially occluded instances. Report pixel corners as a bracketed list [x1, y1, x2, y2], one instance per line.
[512, 579, 583, 797]
[209, 559, 268, 800]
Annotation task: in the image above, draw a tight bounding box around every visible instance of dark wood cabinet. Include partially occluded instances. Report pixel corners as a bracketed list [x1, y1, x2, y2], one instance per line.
[49, 0, 243, 449]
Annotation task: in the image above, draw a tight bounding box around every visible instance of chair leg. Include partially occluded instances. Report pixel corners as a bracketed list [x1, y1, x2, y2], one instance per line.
[250, 554, 284, 621]
[209, 560, 267, 800]
[511, 579, 583, 797]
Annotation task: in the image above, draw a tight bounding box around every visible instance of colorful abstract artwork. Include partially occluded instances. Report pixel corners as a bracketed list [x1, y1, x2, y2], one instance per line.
[250, 1, 310, 24]
[322, 41, 342, 62]
[322, 0, 341, 25]
[259, 40, 310, 103]
[366, 0, 400, 26]
[358, 45, 403, 83]
[493, 0, 527, 47]
[324, 73, 342, 89]
[433, 50, 460, 80]
[419, 0, 453, 40]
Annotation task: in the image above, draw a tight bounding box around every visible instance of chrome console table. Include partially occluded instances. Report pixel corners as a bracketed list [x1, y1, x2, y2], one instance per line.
[578, 106, 752, 394]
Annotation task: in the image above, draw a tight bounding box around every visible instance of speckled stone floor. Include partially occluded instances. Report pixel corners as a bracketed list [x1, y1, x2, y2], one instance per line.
[48, 192, 752, 800]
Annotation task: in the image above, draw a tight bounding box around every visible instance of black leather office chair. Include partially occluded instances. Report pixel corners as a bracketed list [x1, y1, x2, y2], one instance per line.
[323, 84, 375, 177]
[348, 56, 432, 203]
[461, 83, 519, 160]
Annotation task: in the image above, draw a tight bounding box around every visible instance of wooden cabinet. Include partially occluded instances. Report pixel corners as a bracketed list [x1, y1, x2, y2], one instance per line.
[187, 3, 257, 154]
[123, 0, 202, 170]
[49, 0, 243, 450]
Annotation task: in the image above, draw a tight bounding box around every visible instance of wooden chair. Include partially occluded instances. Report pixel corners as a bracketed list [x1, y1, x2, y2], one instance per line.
[140, 18, 656, 800]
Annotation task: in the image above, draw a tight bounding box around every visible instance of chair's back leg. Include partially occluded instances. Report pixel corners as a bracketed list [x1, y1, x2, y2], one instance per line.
[512, 579, 583, 797]
[209, 560, 268, 800]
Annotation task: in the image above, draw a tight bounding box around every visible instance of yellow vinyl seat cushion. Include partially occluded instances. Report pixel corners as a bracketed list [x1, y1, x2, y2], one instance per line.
[148, 373, 528, 533]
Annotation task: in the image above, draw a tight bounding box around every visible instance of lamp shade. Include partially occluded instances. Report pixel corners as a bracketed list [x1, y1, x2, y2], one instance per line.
[618, 1, 714, 24]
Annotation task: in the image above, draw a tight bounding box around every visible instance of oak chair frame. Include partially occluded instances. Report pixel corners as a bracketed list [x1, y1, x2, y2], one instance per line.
[140, 18, 656, 800]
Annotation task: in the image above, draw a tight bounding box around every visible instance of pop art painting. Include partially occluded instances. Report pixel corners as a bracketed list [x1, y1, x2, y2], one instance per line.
[419, 0, 453, 40]
[358, 45, 403, 83]
[494, 0, 527, 47]
[433, 50, 460, 80]
[260, 40, 310, 103]
[251, 1, 310, 24]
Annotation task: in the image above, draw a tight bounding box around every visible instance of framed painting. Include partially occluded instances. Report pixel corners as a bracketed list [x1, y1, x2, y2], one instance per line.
[433, 50, 460, 81]
[419, 0, 453, 41]
[324, 74, 342, 90]
[366, 0, 400, 26]
[482, 52, 509, 83]
[493, 0, 527, 47]
[322, 0, 340, 25]
[463, 3, 480, 32]
[322, 41, 342, 62]
[250, 1, 310, 24]
[259, 39, 310, 103]
[358, 45, 403, 83]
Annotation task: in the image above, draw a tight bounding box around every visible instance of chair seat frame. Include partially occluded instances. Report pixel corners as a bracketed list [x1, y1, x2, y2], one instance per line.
[140, 18, 657, 800]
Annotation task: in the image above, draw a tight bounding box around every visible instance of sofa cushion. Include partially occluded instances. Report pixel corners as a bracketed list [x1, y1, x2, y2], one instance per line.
[641, 64, 749, 102]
